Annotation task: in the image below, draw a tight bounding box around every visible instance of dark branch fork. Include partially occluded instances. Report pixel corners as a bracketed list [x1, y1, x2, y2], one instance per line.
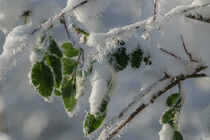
[180, 35, 198, 62]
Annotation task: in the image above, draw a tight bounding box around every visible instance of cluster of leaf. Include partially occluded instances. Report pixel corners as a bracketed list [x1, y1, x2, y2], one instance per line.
[31, 34, 84, 113]
[83, 44, 153, 136]
[108, 45, 152, 72]
[31, 36, 154, 137]
[161, 93, 184, 140]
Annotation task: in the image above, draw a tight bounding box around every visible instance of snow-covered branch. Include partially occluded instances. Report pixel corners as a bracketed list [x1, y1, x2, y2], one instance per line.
[31, 0, 89, 34]
[100, 64, 207, 140]
[87, 2, 210, 47]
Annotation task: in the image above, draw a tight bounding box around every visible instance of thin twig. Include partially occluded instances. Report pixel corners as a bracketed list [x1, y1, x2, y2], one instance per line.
[89, 2, 210, 41]
[62, 15, 71, 40]
[101, 73, 171, 138]
[187, 73, 207, 78]
[180, 35, 198, 62]
[159, 48, 183, 61]
[105, 65, 207, 140]
[31, 0, 89, 35]
[153, 0, 158, 20]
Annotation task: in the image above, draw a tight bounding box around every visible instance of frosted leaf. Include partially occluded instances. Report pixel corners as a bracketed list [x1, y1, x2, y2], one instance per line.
[89, 61, 111, 115]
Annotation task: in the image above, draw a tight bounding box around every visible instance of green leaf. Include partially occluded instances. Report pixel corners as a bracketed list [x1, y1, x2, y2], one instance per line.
[172, 130, 183, 140]
[161, 108, 177, 124]
[108, 47, 129, 72]
[97, 97, 109, 116]
[61, 79, 77, 112]
[83, 112, 105, 136]
[75, 28, 89, 36]
[62, 58, 77, 75]
[130, 48, 143, 69]
[49, 37, 63, 57]
[83, 81, 112, 136]
[45, 55, 62, 88]
[54, 89, 62, 96]
[61, 42, 79, 57]
[31, 61, 54, 98]
[166, 93, 180, 107]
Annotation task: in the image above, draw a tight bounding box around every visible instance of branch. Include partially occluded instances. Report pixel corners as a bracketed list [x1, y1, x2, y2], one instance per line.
[61, 15, 71, 40]
[153, 0, 158, 20]
[180, 35, 198, 62]
[31, 0, 89, 34]
[99, 64, 207, 140]
[186, 13, 210, 24]
[88, 2, 210, 42]
[159, 47, 183, 61]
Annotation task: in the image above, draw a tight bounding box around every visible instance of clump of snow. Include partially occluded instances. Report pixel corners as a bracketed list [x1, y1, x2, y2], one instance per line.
[159, 124, 174, 140]
[89, 61, 111, 115]
[0, 25, 35, 81]
[66, 0, 111, 30]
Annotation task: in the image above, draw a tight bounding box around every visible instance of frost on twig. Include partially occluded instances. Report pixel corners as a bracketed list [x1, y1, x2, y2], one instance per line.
[87, 2, 210, 58]
[99, 63, 207, 140]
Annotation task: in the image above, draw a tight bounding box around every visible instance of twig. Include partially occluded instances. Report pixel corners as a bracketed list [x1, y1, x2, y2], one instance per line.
[89, 2, 210, 41]
[159, 47, 183, 60]
[101, 74, 170, 137]
[104, 65, 207, 140]
[62, 15, 71, 40]
[31, 0, 89, 35]
[153, 0, 158, 20]
[187, 73, 207, 78]
[180, 35, 198, 62]
[186, 13, 210, 24]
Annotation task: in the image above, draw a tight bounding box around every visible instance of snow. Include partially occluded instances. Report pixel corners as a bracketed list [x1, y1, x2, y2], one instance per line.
[0, 0, 61, 33]
[66, 0, 111, 30]
[89, 61, 112, 115]
[159, 124, 174, 140]
[0, 25, 35, 80]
